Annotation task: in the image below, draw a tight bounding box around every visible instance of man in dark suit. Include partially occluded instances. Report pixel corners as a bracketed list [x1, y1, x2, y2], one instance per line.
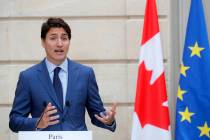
[9, 18, 116, 132]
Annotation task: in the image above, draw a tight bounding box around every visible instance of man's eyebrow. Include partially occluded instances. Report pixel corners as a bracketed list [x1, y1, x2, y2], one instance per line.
[49, 33, 68, 35]
[49, 33, 57, 36]
[61, 33, 68, 36]
[48, 33, 68, 37]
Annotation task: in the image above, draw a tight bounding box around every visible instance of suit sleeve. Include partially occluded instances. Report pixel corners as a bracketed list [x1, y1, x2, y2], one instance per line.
[9, 72, 38, 132]
[86, 68, 116, 132]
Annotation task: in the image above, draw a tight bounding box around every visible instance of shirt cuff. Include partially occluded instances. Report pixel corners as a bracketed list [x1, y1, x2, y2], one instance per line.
[105, 120, 116, 128]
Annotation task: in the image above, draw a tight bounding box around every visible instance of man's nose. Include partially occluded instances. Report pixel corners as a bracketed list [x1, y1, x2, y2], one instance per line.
[57, 38, 63, 47]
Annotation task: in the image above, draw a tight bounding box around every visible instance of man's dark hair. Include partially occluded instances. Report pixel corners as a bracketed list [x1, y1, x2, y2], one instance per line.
[41, 18, 71, 40]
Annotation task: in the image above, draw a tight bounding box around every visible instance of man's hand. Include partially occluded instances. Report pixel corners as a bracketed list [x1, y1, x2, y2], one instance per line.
[95, 103, 117, 125]
[37, 102, 60, 129]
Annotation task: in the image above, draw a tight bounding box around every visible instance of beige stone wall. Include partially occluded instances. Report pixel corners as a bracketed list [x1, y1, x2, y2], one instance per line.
[0, 0, 173, 140]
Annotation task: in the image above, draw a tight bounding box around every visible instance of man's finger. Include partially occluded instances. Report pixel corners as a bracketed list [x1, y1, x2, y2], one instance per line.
[48, 120, 59, 126]
[45, 102, 52, 110]
[106, 110, 114, 117]
[110, 103, 117, 112]
[46, 109, 57, 116]
[49, 115, 60, 121]
[45, 104, 56, 112]
[95, 114, 106, 123]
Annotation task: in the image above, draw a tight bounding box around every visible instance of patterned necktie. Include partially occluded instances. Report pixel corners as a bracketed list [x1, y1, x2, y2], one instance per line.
[53, 67, 63, 108]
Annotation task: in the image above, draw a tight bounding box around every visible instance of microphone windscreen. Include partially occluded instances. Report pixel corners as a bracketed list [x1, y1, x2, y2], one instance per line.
[65, 101, 70, 107]
[43, 101, 47, 107]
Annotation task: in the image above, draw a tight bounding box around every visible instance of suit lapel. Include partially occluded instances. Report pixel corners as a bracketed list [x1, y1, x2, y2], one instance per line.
[63, 59, 79, 115]
[36, 60, 63, 111]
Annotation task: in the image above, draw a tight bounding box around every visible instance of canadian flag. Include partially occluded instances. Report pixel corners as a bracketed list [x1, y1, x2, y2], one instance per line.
[131, 0, 171, 140]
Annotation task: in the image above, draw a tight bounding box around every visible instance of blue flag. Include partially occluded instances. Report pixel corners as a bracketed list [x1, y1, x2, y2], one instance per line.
[175, 0, 210, 139]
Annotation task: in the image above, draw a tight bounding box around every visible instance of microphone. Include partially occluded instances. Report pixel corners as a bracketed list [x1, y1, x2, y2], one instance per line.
[63, 100, 72, 123]
[65, 100, 70, 107]
[43, 101, 47, 107]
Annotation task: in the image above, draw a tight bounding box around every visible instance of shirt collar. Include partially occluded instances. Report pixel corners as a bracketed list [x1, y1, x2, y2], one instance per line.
[45, 58, 68, 73]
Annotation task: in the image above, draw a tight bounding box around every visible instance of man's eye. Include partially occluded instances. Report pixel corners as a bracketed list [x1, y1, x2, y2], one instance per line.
[62, 37, 68, 41]
[49, 37, 56, 40]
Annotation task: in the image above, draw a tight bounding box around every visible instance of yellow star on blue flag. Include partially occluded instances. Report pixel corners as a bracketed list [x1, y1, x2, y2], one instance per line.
[189, 42, 204, 57]
[175, 0, 210, 140]
[197, 122, 210, 137]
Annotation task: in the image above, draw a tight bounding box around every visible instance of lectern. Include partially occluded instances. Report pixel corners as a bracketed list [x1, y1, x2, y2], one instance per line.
[18, 131, 92, 140]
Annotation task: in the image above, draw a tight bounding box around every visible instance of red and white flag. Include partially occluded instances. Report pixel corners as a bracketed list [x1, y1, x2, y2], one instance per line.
[131, 0, 171, 140]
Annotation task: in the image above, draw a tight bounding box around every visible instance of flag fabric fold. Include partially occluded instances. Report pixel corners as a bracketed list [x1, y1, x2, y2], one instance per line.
[175, 0, 210, 139]
[131, 0, 171, 139]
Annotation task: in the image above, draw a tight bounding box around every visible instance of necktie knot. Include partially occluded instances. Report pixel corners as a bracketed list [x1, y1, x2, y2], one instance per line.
[54, 67, 61, 76]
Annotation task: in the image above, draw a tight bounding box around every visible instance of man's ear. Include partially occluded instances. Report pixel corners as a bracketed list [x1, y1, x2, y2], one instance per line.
[41, 39, 45, 48]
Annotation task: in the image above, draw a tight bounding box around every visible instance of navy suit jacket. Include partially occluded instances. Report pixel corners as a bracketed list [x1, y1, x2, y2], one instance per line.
[9, 59, 116, 132]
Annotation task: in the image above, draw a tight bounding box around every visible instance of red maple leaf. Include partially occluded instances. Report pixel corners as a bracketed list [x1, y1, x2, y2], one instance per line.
[134, 62, 170, 130]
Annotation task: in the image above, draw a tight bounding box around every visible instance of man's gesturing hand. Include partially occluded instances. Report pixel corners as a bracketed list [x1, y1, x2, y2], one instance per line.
[37, 102, 60, 129]
[95, 103, 117, 125]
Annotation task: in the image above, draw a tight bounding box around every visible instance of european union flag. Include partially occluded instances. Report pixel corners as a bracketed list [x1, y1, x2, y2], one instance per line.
[175, 0, 210, 139]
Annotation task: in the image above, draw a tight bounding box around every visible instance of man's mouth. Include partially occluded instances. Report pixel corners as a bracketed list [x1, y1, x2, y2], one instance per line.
[54, 49, 64, 53]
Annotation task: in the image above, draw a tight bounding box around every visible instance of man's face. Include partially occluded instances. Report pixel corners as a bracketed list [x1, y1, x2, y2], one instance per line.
[42, 27, 70, 65]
